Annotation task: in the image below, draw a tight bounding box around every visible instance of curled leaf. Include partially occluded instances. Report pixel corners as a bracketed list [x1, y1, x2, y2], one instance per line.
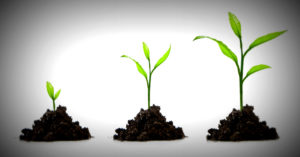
[121, 55, 148, 81]
[194, 36, 238, 65]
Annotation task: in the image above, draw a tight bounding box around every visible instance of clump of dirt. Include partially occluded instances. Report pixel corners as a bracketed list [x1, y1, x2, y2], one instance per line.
[114, 105, 185, 141]
[20, 105, 91, 141]
[207, 105, 278, 141]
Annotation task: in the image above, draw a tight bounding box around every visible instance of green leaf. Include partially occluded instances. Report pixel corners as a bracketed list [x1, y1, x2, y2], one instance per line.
[143, 42, 150, 61]
[194, 36, 238, 64]
[54, 89, 61, 100]
[193, 36, 206, 41]
[121, 55, 148, 81]
[153, 45, 171, 71]
[248, 30, 287, 50]
[244, 64, 271, 81]
[228, 12, 242, 38]
[46, 81, 54, 99]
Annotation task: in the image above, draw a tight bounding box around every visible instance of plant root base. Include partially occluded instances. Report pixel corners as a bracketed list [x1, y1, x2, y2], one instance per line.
[114, 105, 185, 141]
[20, 106, 91, 141]
[207, 105, 278, 141]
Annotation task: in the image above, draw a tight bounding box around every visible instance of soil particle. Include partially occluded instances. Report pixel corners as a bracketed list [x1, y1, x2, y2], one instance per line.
[20, 105, 91, 141]
[114, 105, 185, 141]
[207, 105, 279, 141]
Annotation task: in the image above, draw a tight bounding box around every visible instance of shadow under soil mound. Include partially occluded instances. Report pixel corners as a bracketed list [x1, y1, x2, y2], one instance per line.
[207, 105, 279, 141]
[114, 105, 185, 141]
[20, 105, 91, 141]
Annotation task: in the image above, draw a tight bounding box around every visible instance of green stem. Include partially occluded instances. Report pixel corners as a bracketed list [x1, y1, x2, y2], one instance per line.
[239, 37, 244, 111]
[52, 99, 56, 111]
[243, 47, 251, 57]
[148, 73, 152, 109]
[147, 60, 152, 109]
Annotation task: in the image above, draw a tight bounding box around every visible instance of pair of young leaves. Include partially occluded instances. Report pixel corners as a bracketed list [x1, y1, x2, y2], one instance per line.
[194, 12, 286, 82]
[46, 81, 61, 106]
[121, 42, 171, 82]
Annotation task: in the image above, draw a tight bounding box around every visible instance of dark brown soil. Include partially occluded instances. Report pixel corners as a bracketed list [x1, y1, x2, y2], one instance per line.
[114, 105, 185, 141]
[207, 105, 279, 141]
[20, 105, 91, 141]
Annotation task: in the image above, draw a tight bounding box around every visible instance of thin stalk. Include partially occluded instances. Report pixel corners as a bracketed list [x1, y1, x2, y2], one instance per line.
[147, 60, 152, 109]
[52, 99, 56, 111]
[148, 73, 152, 109]
[243, 47, 251, 57]
[239, 37, 244, 111]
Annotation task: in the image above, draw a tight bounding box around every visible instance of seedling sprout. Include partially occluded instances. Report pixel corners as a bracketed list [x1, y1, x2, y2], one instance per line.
[122, 42, 171, 109]
[194, 12, 286, 111]
[46, 81, 61, 111]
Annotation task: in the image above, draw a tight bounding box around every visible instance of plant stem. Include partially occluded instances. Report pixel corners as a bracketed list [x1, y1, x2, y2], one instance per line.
[147, 60, 152, 109]
[148, 73, 152, 109]
[52, 99, 56, 111]
[239, 37, 244, 111]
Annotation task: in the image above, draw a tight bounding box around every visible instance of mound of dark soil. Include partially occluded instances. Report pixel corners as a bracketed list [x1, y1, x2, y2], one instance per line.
[207, 105, 278, 141]
[20, 105, 91, 141]
[114, 105, 185, 141]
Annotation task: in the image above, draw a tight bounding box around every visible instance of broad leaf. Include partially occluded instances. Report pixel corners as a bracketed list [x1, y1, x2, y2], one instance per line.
[54, 89, 61, 100]
[228, 12, 241, 38]
[153, 45, 171, 71]
[121, 55, 148, 81]
[46, 81, 54, 99]
[244, 64, 271, 81]
[143, 42, 150, 61]
[248, 30, 287, 50]
[194, 36, 238, 64]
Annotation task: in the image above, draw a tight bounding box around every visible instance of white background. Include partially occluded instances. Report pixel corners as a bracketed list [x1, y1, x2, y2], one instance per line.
[0, 0, 299, 156]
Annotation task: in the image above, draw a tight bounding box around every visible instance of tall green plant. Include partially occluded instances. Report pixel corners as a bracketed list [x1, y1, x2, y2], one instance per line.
[46, 81, 61, 111]
[121, 42, 171, 109]
[194, 12, 286, 111]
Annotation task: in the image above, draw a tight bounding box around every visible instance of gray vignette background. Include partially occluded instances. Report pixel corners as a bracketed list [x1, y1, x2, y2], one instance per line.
[0, 0, 300, 157]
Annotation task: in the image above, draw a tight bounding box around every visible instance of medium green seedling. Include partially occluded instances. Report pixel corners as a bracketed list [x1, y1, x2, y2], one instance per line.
[121, 42, 171, 109]
[46, 81, 61, 111]
[194, 12, 286, 111]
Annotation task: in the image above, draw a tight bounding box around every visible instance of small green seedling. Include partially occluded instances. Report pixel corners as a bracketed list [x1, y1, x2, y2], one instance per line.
[194, 12, 286, 111]
[46, 81, 61, 111]
[122, 42, 171, 109]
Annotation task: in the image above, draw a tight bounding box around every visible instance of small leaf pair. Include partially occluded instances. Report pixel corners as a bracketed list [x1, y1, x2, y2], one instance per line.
[46, 81, 61, 111]
[194, 12, 286, 110]
[122, 42, 171, 109]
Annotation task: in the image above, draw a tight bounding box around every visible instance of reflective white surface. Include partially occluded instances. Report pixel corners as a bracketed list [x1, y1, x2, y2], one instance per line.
[7, 122, 288, 157]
